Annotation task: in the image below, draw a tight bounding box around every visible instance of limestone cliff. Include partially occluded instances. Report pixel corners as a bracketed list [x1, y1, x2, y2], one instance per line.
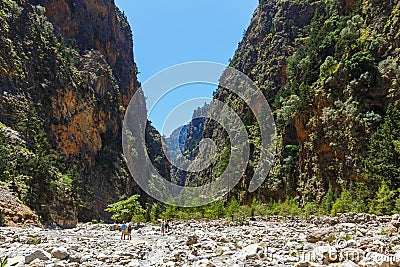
[190, 0, 400, 205]
[0, 0, 168, 225]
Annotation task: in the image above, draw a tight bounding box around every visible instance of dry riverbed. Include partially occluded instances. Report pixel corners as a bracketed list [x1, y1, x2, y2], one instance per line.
[2, 213, 400, 267]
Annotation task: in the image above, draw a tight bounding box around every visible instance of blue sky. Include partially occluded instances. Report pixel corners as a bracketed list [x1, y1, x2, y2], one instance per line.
[115, 0, 258, 136]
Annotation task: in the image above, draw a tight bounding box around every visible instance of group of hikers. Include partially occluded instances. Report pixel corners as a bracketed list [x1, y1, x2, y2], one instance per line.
[119, 221, 133, 240]
[119, 219, 171, 240]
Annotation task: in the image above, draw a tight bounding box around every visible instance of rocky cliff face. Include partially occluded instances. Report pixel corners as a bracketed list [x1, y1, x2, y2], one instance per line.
[169, 103, 210, 186]
[191, 0, 400, 204]
[28, 0, 143, 221]
[0, 0, 169, 225]
[32, 0, 138, 107]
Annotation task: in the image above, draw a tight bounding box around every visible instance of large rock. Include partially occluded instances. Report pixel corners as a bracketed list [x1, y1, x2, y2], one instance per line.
[51, 247, 69, 260]
[25, 250, 51, 264]
[235, 243, 263, 260]
[68, 252, 82, 263]
[186, 235, 199, 246]
[306, 229, 332, 243]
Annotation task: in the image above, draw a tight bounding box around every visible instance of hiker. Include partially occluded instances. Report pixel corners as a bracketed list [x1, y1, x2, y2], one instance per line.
[125, 222, 132, 240]
[120, 221, 127, 240]
[165, 219, 171, 233]
[161, 220, 166, 236]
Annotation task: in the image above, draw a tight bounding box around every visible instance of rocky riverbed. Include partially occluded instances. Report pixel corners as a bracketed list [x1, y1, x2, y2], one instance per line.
[2, 213, 400, 267]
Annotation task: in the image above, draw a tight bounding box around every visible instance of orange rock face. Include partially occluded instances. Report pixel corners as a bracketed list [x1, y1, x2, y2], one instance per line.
[32, 0, 142, 220]
[51, 87, 107, 163]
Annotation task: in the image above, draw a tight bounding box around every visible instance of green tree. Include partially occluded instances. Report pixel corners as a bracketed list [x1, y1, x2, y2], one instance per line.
[364, 103, 400, 189]
[204, 200, 225, 219]
[146, 202, 163, 222]
[320, 185, 336, 214]
[226, 197, 240, 221]
[331, 189, 354, 216]
[105, 195, 144, 222]
[393, 195, 400, 214]
[161, 204, 178, 220]
[369, 180, 395, 215]
[320, 56, 338, 77]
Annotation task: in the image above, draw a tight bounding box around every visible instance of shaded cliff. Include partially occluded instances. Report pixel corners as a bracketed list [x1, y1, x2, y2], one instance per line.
[0, 0, 169, 225]
[26, 0, 143, 221]
[169, 103, 210, 186]
[188, 0, 400, 205]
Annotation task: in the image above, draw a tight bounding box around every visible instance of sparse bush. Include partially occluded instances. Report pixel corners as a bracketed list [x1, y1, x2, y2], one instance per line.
[320, 186, 336, 215]
[327, 234, 336, 243]
[331, 189, 355, 216]
[278, 198, 301, 216]
[203, 200, 225, 220]
[320, 56, 338, 77]
[28, 237, 40, 245]
[237, 205, 252, 222]
[226, 197, 240, 221]
[380, 229, 388, 236]
[344, 51, 376, 80]
[393, 195, 400, 214]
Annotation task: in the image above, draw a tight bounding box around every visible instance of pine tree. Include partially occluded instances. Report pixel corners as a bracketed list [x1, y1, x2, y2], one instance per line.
[321, 185, 336, 214]
[369, 180, 395, 215]
[364, 103, 400, 190]
[393, 196, 400, 214]
[331, 189, 354, 216]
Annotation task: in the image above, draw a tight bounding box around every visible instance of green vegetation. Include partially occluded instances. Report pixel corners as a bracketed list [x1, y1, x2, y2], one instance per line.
[330, 189, 354, 216]
[107, 187, 400, 224]
[28, 237, 40, 245]
[0, 257, 7, 267]
[380, 229, 388, 236]
[105, 195, 145, 223]
[327, 234, 336, 244]
[0, 0, 84, 222]
[0, 105, 78, 221]
[364, 103, 400, 188]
